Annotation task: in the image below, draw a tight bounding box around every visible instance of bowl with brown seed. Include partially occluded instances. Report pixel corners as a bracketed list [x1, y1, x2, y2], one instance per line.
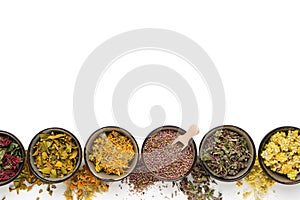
[141, 125, 197, 181]
[199, 125, 256, 182]
[258, 126, 300, 184]
[84, 126, 139, 182]
[0, 130, 26, 186]
[28, 127, 82, 183]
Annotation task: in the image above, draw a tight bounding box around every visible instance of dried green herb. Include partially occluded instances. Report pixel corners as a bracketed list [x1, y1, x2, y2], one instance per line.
[9, 158, 56, 197]
[176, 158, 222, 200]
[89, 130, 135, 176]
[203, 129, 251, 177]
[32, 131, 79, 178]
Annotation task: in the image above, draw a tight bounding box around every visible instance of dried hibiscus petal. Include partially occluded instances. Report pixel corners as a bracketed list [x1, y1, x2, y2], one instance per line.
[0, 134, 23, 182]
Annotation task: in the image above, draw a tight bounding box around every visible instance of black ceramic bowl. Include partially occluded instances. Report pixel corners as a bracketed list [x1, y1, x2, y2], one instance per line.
[28, 127, 82, 184]
[141, 125, 197, 182]
[84, 126, 139, 182]
[0, 130, 26, 186]
[258, 126, 300, 185]
[199, 125, 256, 182]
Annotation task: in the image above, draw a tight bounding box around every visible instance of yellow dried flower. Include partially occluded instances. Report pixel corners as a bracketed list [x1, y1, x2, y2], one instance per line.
[237, 156, 275, 200]
[64, 165, 109, 200]
[89, 130, 135, 176]
[261, 130, 300, 180]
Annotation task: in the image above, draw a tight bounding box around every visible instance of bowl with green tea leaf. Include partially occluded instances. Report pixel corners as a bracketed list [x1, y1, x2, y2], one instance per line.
[0, 130, 25, 186]
[84, 126, 139, 182]
[199, 125, 256, 181]
[28, 127, 82, 183]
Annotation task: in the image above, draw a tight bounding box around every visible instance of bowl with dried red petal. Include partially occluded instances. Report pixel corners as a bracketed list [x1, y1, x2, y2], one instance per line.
[0, 130, 26, 186]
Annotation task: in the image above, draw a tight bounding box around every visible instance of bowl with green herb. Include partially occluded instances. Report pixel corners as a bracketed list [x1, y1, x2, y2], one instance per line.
[141, 125, 197, 181]
[84, 126, 139, 182]
[199, 125, 256, 181]
[0, 130, 26, 186]
[28, 127, 82, 183]
[259, 126, 300, 184]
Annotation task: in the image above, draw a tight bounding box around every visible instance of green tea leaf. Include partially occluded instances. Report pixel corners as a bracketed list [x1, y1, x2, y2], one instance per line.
[47, 134, 65, 140]
[8, 142, 19, 152]
[40, 167, 51, 174]
[69, 150, 78, 159]
[0, 149, 6, 164]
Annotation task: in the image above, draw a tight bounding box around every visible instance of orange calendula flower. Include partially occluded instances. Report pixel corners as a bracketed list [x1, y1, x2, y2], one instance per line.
[64, 165, 109, 200]
[88, 130, 135, 176]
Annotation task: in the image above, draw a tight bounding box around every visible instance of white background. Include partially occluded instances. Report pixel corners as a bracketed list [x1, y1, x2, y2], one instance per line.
[1, 1, 300, 199]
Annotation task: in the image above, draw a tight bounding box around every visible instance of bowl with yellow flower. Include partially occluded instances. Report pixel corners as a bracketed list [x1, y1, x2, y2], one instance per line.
[259, 126, 300, 184]
[84, 126, 139, 182]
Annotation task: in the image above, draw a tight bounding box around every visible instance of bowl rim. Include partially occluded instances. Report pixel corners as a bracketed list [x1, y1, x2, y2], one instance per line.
[0, 130, 26, 186]
[258, 126, 300, 185]
[27, 127, 82, 184]
[141, 125, 198, 182]
[199, 125, 256, 182]
[84, 126, 140, 182]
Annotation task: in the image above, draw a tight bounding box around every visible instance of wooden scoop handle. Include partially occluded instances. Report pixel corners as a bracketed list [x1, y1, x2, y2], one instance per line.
[172, 124, 200, 150]
[180, 125, 199, 145]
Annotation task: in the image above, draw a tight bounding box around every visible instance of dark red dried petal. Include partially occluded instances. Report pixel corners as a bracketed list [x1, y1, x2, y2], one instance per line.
[0, 136, 12, 146]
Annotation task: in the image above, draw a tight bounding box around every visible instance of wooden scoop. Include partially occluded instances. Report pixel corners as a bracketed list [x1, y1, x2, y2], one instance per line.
[172, 124, 200, 151]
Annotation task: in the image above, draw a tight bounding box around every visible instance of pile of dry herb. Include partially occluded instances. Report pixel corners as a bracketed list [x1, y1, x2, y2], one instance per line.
[124, 157, 222, 199]
[202, 129, 251, 177]
[176, 158, 222, 200]
[0, 134, 23, 181]
[142, 129, 195, 180]
[236, 156, 275, 200]
[9, 159, 56, 198]
[89, 130, 135, 176]
[32, 131, 79, 178]
[64, 164, 109, 200]
[122, 159, 160, 193]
